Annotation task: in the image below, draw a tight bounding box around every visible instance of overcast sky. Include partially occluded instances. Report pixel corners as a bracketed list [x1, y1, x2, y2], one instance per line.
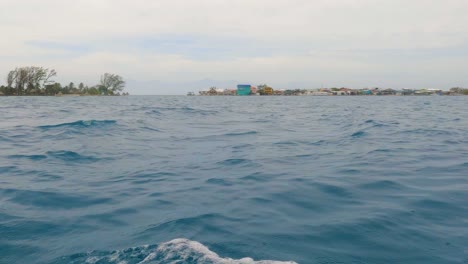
[1, 0, 468, 94]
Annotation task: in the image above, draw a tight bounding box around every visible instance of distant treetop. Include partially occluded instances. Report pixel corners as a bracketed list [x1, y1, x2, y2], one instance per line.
[1, 67, 128, 96]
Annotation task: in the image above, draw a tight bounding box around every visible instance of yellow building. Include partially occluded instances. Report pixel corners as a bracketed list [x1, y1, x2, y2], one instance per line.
[264, 87, 273, 95]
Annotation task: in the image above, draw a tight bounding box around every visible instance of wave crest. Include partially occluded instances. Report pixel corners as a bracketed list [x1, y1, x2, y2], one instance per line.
[39, 120, 116, 129]
[57, 239, 296, 264]
[143, 239, 297, 264]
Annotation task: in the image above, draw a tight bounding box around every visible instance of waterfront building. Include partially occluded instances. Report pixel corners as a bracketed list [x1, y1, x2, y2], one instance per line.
[415, 89, 431, 95]
[223, 89, 237, 96]
[310, 91, 330, 96]
[381, 89, 396, 95]
[264, 87, 273, 95]
[250, 86, 258, 94]
[274, 90, 284, 95]
[237, 85, 251, 95]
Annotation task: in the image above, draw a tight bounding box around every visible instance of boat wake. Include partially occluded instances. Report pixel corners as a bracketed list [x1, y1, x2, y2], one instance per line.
[54, 239, 297, 264]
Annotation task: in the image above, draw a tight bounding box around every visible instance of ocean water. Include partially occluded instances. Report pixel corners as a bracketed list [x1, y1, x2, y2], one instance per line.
[0, 96, 467, 264]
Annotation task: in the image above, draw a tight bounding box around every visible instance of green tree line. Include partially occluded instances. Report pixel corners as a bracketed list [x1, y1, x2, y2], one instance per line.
[0, 66, 128, 96]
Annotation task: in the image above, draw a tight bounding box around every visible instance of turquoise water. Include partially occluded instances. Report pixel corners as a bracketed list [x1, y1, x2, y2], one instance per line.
[0, 96, 467, 264]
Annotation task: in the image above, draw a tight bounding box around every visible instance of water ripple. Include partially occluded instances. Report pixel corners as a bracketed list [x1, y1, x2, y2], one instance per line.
[39, 119, 116, 129]
[0, 96, 467, 263]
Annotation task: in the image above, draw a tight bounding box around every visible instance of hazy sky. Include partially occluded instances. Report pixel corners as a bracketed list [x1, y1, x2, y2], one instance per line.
[1, 0, 468, 94]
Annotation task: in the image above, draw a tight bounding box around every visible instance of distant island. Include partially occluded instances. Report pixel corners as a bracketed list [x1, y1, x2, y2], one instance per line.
[193, 85, 468, 96]
[0, 66, 129, 96]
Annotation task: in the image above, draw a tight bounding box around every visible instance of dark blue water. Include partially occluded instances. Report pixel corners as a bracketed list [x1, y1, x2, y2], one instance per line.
[1, 96, 467, 264]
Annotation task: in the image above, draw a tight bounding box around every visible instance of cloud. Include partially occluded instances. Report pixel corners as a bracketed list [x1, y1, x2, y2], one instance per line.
[1, 0, 468, 93]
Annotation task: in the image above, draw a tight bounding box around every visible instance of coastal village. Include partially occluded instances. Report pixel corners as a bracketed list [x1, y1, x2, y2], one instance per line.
[194, 85, 468, 96]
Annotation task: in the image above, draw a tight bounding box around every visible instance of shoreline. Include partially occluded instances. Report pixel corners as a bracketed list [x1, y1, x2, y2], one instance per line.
[194, 86, 468, 96]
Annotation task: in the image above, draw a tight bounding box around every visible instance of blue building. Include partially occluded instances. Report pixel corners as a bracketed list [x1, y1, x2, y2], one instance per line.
[237, 85, 251, 96]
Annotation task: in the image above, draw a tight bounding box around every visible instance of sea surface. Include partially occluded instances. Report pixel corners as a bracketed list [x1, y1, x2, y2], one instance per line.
[0, 96, 467, 264]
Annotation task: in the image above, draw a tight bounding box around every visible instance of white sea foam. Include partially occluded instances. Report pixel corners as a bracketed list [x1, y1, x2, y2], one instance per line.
[140, 238, 297, 264]
[84, 238, 297, 264]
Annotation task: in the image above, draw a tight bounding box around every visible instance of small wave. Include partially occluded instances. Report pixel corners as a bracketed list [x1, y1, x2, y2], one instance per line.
[367, 148, 392, 154]
[274, 141, 299, 146]
[241, 172, 281, 182]
[0, 188, 111, 209]
[39, 120, 116, 129]
[363, 119, 399, 128]
[294, 154, 315, 158]
[224, 131, 258, 136]
[47, 150, 99, 162]
[364, 119, 385, 128]
[6, 152, 100, 163]
[358, 180, 404, 190]
[55, 239, 296, 264]
[180, 107, 218, 114]
[178, 131, 257, 142]
[337, 168, 361, 175]
[0, 135, 14, 143]
[141, 126, 161, 132]
[34, 172, 63, 182]
[307, 140, 327, 146]
[0, 166, 17, 173]
[217, 158, 252, 166]
[145, 107, 219, 116]
[351, 131, 367, 138]
[8, 154, 48, 160]
[146, 109, 162, 115]
[206, 178, 234, 186]
[315, 183, 353, 198]
[411, 198, 459, 211]
[399, 128, 454, 137]
[232, 143, 254, 150]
